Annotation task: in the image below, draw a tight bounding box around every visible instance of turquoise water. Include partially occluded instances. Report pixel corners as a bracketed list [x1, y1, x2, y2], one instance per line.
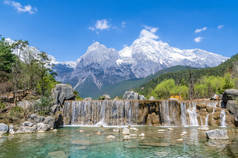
[0, 126, 237, 158]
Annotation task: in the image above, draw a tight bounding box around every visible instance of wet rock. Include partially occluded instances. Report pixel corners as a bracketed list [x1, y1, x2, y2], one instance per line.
[106, 135, 116, 139]
[48, 151, 68, 158]
[206, 139, 230, 150]
[50, 104, 59, 114]
[113, 128, 120, 132]
[52, 84, 75, 105]
[139, 133, 145, 137]
[130, 134, 137, 137]
[43, 116, 55, 129]
[226, 100, 238, 126]
[36, 123, 51, 132]
[227, 139, 238, 157]
[206, 129, 229, 140]
[122, 128, 130, 135]
[16, 125, 37, 133]
[22, 121, 34, 127]
[130, 127, 138, 131]
[0, 123, 8, 135]
[72, 140, 91, 146]
[223, 89, 238, 102]
[123, 135, 130, 140]
[154, 151, 168, 157]
[198, 126, 209, 131]
[139, 142, 171, 147]
[158, 129, 166, 132]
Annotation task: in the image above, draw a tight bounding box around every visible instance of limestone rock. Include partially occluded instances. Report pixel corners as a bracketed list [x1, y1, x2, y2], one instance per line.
[106, 135, 116, 139]
[122, 128, 130, 135]
[22, 121, 34, 127]
[0, 123, 8, 135]
[16, 125, 37, 133]
[52, 84, 75, 105]
[17, 100, 36, 111]
[36, 123, 51, 132]
[123, 91, 145, 100]
[206, 129, 229, 140]
[44, 116, 55, 129]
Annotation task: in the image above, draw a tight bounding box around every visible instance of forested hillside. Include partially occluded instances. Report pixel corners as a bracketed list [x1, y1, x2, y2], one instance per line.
[136, 54, 238, 99]
[0, 37, 57, 115]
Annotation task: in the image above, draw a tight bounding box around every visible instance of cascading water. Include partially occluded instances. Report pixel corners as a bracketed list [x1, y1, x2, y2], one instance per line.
[63, 100, 224, 127]
[220, 109, 226, 127]
[187, 102, 199, 126]
[180, 102, 187, 126]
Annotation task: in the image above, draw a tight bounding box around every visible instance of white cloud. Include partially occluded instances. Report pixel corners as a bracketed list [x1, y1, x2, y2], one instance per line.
[217, 25, 224, 29]
[143, 25, 159, 33]
[139, 26, 159, 40]
[121, 21, 126, 28]
[4, 0, 37, 14]
[194, 37, 203, 43]
[89, 19, 110, 32]
[194, 27, 207, 33]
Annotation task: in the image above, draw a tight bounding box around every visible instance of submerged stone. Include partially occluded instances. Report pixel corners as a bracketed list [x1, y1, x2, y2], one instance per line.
[206, 129, 229, 140]
[48, 151, 68, 158]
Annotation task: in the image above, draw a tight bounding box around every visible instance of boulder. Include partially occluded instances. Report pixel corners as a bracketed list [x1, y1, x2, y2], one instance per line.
[206, 129, 229, 140]
[122, 128, 130, 135]
[43, 116, 55, 129]
[222, 89, 238, 108]
[52, 84, 75, 105]
[22, 121, 34, 127]
[36, 123, 51, 132]
[16, 125, 37, 133]
[29, 114, 45, 123]
[50, 104, 59, 114]
[9, 125, 15, 135]
[123, 91, 145, 100]
[0, 123, 8, 135]
[17, 100, 36, 111]
[226, 100, 238, 125]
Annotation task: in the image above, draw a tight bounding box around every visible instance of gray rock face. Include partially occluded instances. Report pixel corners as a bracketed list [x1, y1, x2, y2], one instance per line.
[16, 125, 37, 134]
[36, 123, 51, 132]
[43, 116, 55, 129]
[223, 89, 238, 100]
[22, 121, 34, 127]
[0, 123, 8, 135]
[17, 100, 36, 111]
[222, 89, 238, 126]
[206, 129, 229, 140]
[123, 91, 145, 100]
[53, 84, 75, 105]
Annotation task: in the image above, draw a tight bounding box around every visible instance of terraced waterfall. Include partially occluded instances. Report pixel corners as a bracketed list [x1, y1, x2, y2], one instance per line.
[63, 100, 234, 127]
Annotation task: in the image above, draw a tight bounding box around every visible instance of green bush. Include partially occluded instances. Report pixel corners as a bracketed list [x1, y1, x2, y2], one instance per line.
[35, 96, 53, 115]
[0, 101, 6, 109]
[10, 106, 24, 117]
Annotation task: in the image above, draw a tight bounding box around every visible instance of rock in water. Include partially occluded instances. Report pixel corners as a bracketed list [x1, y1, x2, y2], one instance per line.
[36, 123, 51, 132]
[52, 84, 75, 105]
[206, 129, 229, 140]
[0, 123, 8, 135]
[122, 128, 130, 135]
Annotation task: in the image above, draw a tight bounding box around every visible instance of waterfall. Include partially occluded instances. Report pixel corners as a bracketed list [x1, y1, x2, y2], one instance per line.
[187, 102, 199, 126]
[63, 100, 223, 127]
[220, 110, 226, 127]
[205, 114, 209, 126]
[180, 102, 187, 126]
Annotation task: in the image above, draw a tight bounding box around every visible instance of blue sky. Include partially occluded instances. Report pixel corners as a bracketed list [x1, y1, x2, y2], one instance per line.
[0, 0, 238, 61]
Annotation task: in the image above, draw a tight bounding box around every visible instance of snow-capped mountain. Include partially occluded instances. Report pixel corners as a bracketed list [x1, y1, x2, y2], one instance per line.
[5, 27, 228, 98]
